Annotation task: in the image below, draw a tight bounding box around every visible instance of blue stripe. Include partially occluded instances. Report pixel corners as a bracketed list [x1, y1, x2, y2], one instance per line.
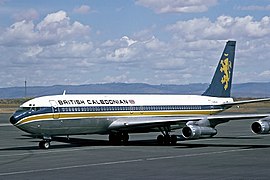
[12, 104, 226, 124]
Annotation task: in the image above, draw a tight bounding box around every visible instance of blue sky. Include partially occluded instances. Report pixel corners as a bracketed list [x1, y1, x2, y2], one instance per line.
[0, 0, 270, 88]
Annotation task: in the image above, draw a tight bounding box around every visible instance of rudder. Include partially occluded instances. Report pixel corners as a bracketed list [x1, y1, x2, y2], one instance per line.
[202, 41, 236, 97]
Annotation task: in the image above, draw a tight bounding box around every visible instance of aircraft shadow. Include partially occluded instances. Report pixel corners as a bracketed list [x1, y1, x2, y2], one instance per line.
[212, 136, 262, 140]
[176, 136, 270, 149]
[0, 138, 158, 151]
[175, 143, 270, 149]
[1, 135, 270, 151]
[52, 136, 159, 147]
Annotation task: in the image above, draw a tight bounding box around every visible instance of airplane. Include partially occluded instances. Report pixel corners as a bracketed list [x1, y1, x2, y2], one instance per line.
[10, 40, 270, 149]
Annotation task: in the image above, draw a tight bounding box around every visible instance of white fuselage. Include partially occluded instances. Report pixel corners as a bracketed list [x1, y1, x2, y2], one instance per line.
[22, 94, 233, 108]
[11, 94, 234, 136]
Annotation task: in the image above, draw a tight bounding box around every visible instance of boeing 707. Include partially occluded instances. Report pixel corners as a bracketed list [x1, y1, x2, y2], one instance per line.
[10, 41, 270, 149]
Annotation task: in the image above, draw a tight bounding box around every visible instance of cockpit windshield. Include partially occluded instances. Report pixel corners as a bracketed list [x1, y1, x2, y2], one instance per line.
[16, 107, 41, 113]
[10, 106, 46, 125]
[16, 107, 32, 113]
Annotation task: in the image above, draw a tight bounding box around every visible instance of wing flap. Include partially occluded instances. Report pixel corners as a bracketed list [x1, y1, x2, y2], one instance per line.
[207, 114, 270, 127]
[108, 116, 202, 130]
[207, 114, 269, 121]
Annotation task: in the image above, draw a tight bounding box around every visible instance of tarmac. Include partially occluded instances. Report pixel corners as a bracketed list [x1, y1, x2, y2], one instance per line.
[1, 112, 270, 180]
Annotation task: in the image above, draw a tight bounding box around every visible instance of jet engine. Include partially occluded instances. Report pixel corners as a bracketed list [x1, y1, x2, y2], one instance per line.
[251, 117, 270, 134]
[182, 125, 217, 139]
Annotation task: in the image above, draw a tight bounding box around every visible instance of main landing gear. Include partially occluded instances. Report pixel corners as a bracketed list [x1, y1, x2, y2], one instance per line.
[157, 134, 177, 145]
[157, 127, 177, 145]
[108, 129, 178, 146]
[109, 132, 129, 145]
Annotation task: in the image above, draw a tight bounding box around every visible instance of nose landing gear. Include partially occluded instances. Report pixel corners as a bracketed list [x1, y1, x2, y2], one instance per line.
[39, 136, 52, 149]
[39, 140, 51, 149]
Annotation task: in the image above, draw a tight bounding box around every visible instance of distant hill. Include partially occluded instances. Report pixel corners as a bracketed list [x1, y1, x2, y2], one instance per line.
[0, 82, 269, 99]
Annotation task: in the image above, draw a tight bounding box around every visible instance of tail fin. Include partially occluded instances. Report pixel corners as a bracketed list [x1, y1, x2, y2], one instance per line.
[202, 40, 236, 97]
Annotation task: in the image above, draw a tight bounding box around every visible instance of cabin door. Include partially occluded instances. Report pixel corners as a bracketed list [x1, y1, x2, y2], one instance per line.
[49, 100, 60, 119]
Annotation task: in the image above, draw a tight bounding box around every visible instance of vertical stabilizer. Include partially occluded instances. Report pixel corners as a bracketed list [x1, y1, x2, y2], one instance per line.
[202, 41, 236, 97]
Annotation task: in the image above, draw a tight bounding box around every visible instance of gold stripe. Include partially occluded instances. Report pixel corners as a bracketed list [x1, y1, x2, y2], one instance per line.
[16, 114, 54, 126]
[16, 109, 222, 126]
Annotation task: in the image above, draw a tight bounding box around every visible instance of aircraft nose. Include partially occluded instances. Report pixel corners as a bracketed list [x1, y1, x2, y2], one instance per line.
[10, 115, 18, 125]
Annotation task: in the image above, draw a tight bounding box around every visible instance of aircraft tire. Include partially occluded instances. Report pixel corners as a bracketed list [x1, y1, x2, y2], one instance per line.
[109, 133, 121, 145]
[109, 133, 116, 144]
[164, 135, 171, 145]
[39, 140, 50, 149]
[122, 132, 129, 145]
[157, 135, 164, 145]
[170, 135, 177, 145]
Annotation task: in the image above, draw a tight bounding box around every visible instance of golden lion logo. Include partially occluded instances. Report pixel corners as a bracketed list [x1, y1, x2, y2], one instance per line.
[220, 54, 231, 90]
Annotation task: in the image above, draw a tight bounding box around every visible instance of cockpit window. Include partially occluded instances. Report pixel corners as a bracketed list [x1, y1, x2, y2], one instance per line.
[32, 107, 41, 111]
[19, 107, 32, 111]
[17, 107, 32, 112]
[16, 107, 43, 113]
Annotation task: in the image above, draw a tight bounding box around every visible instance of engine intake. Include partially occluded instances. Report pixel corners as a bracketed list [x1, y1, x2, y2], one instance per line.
[182, 125, 217, 139]
[251, 120, 270, 134]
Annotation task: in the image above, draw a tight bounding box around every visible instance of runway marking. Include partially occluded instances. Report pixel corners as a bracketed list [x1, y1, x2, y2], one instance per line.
[0, 147, 261, 177]
[0, 159, 144, 176]
[146, 148, 252, 161]
[0, 146, 117, 157]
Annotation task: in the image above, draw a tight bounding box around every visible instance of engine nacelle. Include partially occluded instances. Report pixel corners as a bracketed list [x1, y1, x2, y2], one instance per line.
[251, 119, 270, 134]
[182, 125, 217, 139]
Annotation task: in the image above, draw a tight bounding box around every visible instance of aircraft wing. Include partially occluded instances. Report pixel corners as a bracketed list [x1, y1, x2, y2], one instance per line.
[108, 116, 202, 130]
[108, 114, 270, 131]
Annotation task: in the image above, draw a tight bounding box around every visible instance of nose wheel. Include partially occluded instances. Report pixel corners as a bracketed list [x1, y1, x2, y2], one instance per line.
[39, 136, 52, 149]
[39, 140, 51, 149]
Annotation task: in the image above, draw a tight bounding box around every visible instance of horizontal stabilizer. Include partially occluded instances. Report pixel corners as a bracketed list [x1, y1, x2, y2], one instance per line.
[224, 98, 270, 108]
